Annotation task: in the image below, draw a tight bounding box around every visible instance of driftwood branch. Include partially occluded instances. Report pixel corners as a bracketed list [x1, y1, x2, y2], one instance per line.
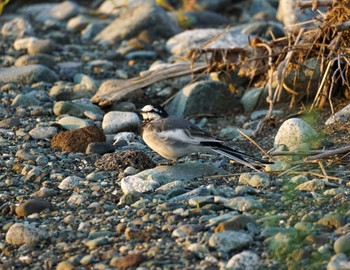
[306, 145, 350, 160]
[91, 62, 207, 107]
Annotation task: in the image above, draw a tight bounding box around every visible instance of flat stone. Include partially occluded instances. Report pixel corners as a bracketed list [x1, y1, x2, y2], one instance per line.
[295, 179, 325, 192]
[57, 116, 91, 130]
[53, 101, 103, 117]
[224, 196, 262, 211]
[29, 126, 58, 139]
[208, 231, 253, 253]
[0, 65, 58, 84]
[121, 162, 226, 194]
[28, 39, 58, 55]
[15, 199, 52, 217]
[15, 54, 56, 69]
[95, 2, 179, 45]
[6, 223, 48, 246]
[0, 117, 20, 128]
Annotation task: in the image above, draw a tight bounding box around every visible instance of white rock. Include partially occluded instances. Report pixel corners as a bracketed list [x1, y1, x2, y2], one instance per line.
[121, 175, 160, 195]
[29, 126, 58, 139]
[274, 118, 320, 151]
[102, 111, 140, 134]
[67, 192, 85, 206]
[325, 103, 350, 125]
[58, 175, 82, 190]
[13, 37, 38, 50]
[226, 251, 260, 270]
[208, 231, 252, 253]
[6, 223, 48, 246]
[58, 116, 90, 130]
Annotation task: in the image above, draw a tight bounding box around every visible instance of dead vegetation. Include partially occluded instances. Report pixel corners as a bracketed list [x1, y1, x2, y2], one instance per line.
[92, 0, 350, 135]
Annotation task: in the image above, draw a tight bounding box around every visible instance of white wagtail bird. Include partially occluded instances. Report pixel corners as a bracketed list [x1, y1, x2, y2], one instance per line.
[139, 104, 272, 171]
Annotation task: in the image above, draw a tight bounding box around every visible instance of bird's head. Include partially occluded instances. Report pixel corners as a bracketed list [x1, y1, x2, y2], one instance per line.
[139, 104, 169, 122]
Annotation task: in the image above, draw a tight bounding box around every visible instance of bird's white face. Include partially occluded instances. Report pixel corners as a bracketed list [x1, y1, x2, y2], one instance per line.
[140, 105, 167, 122]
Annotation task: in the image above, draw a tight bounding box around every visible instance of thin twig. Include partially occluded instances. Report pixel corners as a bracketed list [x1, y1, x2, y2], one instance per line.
[237, 129, 274, 161]
[307, 145, 350, 160]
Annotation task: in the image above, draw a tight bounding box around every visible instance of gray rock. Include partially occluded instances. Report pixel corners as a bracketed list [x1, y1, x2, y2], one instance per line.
[0, 65, 58, 84]
[172, 224, 204, 238]
[53, 101, 103, 117]
[31, 187, 58, 198]
[84, 236, 109, 250]
[102, 111, 140, 134]
[241, 86, 268, 112]
[29, 126, 58, 139]
[219, 126, 253, 140]
[58, 175, 83, 190]
[169, 187, 212, 202]
[67, 193, 85, 206]
[224, 196, 262, 211]
[334, 235, 350, 255]
[295, 179, 325, 192]
[166, 26, 250, 56]
[12, 94, 40, 107]
[94, 2, 180, 45]
[74, 74, 97, 92]
[277, 0, 325, 28]
[327, 253, 350, 270]
[326, 103, 350, 125]
[28, 39, 58, 55]
[24, 1, 82, 22]
[156, 181, 185, 195]
[274, 118, 321, 151]
[57, 62, 83, 80]
[1, 17, 34, 37]
[226, 251, 260, 270]
[6, 223, 48, 246]
[239, 172, 270, 188]
[57, 116, 91, 130]
[15, 54, 56, 69]
[208, 231, 253, 253]
[86, 142, 115, 155]
[166, 80, 240, 117]
[15, 149, 38, 161]
[121, 162, 226, 194]
[0, 117, 20, 128]
[81, 22, 107, 40]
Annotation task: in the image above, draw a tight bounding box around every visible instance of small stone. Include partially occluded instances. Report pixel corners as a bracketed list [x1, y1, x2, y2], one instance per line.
[15, 199, 52, 217]
[334, 234, 350, 255]
[296, 179, 325, 192]
[28, 39, 58, 55]
[1, 17, 34, 37]
[86, 142, 115, 155]
[67, 193, 85, 206]
[57, 116, 91, 130]
[155, 181, 185, 195]
[102, 111, 140, 134]
[0, 117, 20, 128]
[215, 215, 255, 232]
[51, 126, 105, 153]
[58, 176, 82, 190]
[56, 260, 75, 270]
[226, 251, 260, 270]
[0, 65, 58, 84]
[239, 172, 270, 188]
[53, 101, 103, 117]
[318, 213, 344, 229]
[6, 223, 48, 246]
[208, 231, 252, 253]
[327, 253, 350, 270]
[224, 196, 262, 211]
[80, 255, 94, 265]
[84, 237, 109, 250]
[110, 253, 146, 268]
[31, 187, 57, 198]
[29, 126, 58, 139]
[12, 94, 40, 107]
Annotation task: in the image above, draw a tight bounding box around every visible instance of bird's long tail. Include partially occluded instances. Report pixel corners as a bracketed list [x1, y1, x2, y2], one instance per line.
[202, 142, 273, 171]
